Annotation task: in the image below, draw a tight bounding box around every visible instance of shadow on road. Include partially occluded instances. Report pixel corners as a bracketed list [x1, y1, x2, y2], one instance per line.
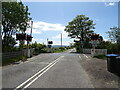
[70, 51, 79, 54]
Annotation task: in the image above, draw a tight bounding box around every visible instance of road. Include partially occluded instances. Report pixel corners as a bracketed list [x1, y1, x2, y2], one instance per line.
[2, 49, 94, 89]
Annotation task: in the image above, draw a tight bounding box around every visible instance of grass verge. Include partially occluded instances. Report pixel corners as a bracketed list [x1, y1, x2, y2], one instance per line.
[2, 56, 27, 66]
[93, 54, 107, 60]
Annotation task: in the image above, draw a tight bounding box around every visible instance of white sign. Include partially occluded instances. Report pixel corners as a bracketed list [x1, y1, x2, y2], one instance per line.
[89, 40, 99, 47]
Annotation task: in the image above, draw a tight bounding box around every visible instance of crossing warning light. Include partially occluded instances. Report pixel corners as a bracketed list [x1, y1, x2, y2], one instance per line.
[26, 35, 33, 41]
[90, 34, 99, 40]
[16, 33, 26, 40]
[48, 41, 53, 44]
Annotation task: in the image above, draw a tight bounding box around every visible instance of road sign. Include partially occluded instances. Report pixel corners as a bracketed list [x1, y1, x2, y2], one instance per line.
[89, 40, 99, 47]
[74, 40, 79, 42]
[48, 45, 52, 48]
[26, 34, 33, 41]
[16, 33, 26, 40]
[90, 34, 99, 41]
[48, 41, 53, 44]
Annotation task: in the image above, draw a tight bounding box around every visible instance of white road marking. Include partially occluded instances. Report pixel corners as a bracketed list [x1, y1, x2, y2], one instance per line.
[79, 55, 82, 60]
[83, 54, 88, 58]
[14, 56, 64, 90]
[23, 59, 60, 89]
[83, 54, 90, 60]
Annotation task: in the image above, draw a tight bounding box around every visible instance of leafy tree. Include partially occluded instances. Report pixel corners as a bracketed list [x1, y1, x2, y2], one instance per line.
[106, 27, 120, 43]
[96, 41, 112, 49]
[2, 36, 17, 52]
[64, 15, 95, 48]
[2, 1, 32, 50]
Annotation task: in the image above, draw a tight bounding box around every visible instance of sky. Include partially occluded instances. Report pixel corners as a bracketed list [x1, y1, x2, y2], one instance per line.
[22, 2, 118, 45]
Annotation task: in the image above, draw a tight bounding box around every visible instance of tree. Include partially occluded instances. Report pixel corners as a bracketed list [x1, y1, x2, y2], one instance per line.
[64, 15, 95, 48]
[96, 41, 111, 49]
[2, 1, 32, 50]
[106, 27, 120, 43]
[2, 36, 17, 52]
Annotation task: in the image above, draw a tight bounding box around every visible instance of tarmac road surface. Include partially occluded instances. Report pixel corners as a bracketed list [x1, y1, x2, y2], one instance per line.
[2, 49, 94, 89]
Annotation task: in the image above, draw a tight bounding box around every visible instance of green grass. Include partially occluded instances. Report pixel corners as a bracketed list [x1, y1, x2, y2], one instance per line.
[53, 48, 66, 53]
[53, 49, 65, 53]
[2, 56, 27, 66]
[93, 54, 107, 60]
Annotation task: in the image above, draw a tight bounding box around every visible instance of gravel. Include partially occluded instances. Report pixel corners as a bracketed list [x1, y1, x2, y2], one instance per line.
[79, 56, 120, 88]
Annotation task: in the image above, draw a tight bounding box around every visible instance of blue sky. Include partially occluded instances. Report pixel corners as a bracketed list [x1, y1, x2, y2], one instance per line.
[23, 2, 118, 45]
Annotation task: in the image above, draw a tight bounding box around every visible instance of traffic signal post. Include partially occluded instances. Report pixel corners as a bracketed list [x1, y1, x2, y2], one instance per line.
[16, 21, 33, 57]
[47, 41, 53, 52]
[89, 34, 100, 56]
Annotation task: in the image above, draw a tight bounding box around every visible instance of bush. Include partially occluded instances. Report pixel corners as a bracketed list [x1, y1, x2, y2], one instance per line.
[96, 41, 120, 54]
[31, 42, 47, 54]
[107, 43, 120, 54]
[59, 47, 66, 51]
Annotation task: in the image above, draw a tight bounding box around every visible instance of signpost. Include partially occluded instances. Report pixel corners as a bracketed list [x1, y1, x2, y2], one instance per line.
[47, 41, 53, 52]
[16, 21, 33, 57]
[89, 34, 100, 56]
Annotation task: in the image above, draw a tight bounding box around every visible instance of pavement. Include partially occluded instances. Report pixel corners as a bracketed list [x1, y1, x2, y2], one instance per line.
[2, 49, 94, 89]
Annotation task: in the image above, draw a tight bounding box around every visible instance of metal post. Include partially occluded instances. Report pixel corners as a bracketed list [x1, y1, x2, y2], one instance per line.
[118, 1, 120, 29]
[47, 38, 49, 52]
[61, 33, 62, 48]
[30, 21, 33, 36]
[93, 46, 95, 55]
[47, 38, 48, 47]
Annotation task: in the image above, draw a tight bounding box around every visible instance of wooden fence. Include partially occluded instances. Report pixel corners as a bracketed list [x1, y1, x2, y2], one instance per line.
[2, 48, 34, 61]
[2, 51, 24, 61]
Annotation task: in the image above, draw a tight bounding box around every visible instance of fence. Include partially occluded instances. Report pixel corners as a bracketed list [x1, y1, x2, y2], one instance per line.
[83, 49, 107, 56]
[2, 51, 24, 61]
[2, 48, 34, 61]
[82, 49, 91, 54]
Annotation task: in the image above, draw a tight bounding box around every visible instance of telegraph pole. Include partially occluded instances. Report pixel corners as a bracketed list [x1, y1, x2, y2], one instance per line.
[118, 1, 120, 44]
[61, 33, 62, 48]
[47, 38, 48, 47]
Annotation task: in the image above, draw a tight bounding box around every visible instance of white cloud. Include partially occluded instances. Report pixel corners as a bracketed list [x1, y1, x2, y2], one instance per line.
[52, 32, 68, 39]
[32, 38, 43, 41]
[52, 40, 71, 45]
[104, 38, 109, 41]
[51, 25, 69, 40]
[25, 28, 42, 34]
[25, 21, 65, 34]
[33, 21, 65, 31]
[25, 21, 73, 45]
[32, 38, 45, 43]
[105, 2, 115, 7]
